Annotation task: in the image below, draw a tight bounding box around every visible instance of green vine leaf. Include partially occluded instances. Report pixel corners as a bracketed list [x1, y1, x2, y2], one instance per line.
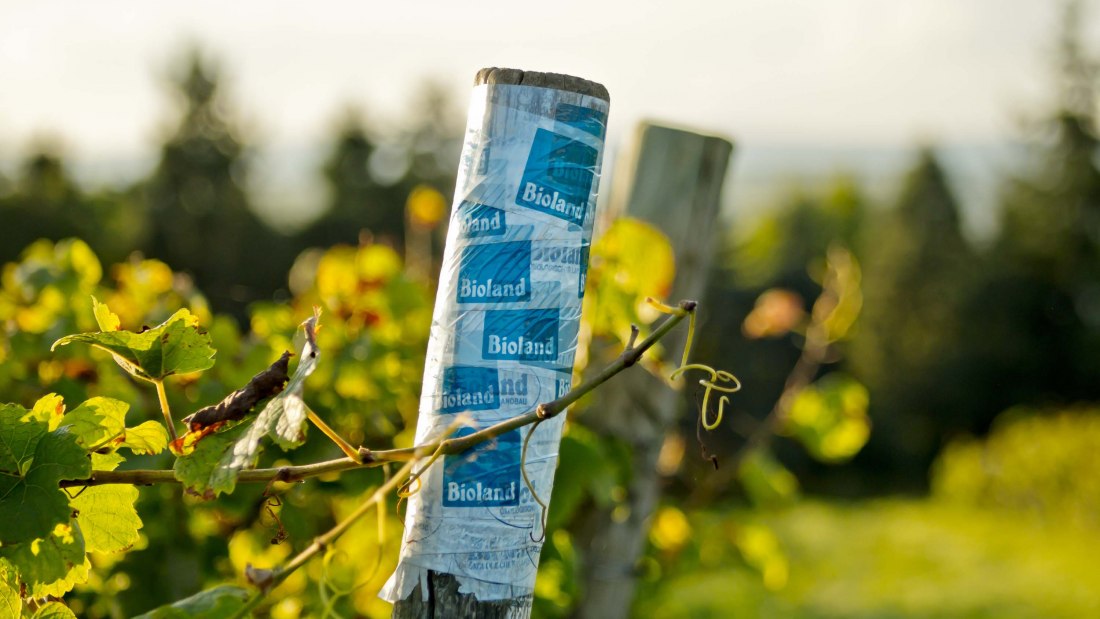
[72, 484, 142, 554]
[62, 397, 128, 450]
[0, 404, 91, 545]
[133, 584, 251, 619]
[31, 601, 79, 619]
[172, 424, 247, 499]
[783, 373, 871, 463]
[0, 564, 19, 619]
[26, 394, 66, 431]
[121, 420, 170, 455]
[0, 521, 89, 598]
[51, 300, 215, 382]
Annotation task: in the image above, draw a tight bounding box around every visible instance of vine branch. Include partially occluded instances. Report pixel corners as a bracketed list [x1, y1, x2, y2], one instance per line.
[61, 301, 695, 490]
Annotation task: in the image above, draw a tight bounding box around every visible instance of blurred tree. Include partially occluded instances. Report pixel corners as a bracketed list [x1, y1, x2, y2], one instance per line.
[962, 0, 1100, 420]
[0, 149, 83, 263]
[141, 49, 292, 321]
[396, 81, 461, 269]
[403, 81, 462, 196]
[296, 83, 460, 269]
[733, 175, 865, 290]
[0, 148, 141, 266]
[850, 150, 976, 483]
[297, 110, 408, 250]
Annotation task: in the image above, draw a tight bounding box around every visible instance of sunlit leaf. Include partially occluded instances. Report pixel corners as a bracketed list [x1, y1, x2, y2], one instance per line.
[584, 218, 676, 347]
[25, 393, 66, 431]
[72, 484, 142, 554]
[784, 374, 870, 463]
[0, 565, 19, 619]
[52, 304, 215, 382]
[92, 296, 121, 331]
[62, 397, 128, 450]
[31, 601, 79, 619]
[121, 420, 170, 455]
[133, 584, 251, 619]
[0, 522, 88, 598]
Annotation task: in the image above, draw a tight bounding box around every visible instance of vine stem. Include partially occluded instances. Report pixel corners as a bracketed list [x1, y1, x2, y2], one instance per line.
[228, 457, 419, 619]
[154, 379, 178, 443]
[60, 301, 695, 490]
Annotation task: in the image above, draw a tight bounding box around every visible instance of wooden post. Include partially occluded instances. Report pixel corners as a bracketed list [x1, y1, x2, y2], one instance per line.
[574, 123, 733, 619]
[386, 68, 610, 618]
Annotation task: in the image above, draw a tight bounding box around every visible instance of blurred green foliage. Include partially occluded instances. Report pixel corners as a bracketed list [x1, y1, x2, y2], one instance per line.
[638, 499, 1100, 618]
[933, 407, 1100, 531]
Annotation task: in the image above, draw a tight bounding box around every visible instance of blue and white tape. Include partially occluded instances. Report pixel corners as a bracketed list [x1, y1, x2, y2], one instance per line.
[381, 82, 608, 603]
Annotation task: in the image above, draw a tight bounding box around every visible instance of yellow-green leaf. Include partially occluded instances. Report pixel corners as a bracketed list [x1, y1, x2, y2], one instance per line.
[32, 601, 78, 619]
[52, 305, 215, 382]
[784, 374, 870, 463]
[92, 295, 121, 331]
[62, 397, 128, 450]
[72, 485, 142, 554]
[122, 420, 170, 455]
[0, 522, 88, 597]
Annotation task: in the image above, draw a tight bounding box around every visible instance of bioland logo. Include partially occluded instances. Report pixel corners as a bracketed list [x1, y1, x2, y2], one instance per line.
[438, 366, 498, 414]
[458, 241, 531, 304]
[443, 427, 521, 507]
[482, 308, 559, 362]
[516, 129, 597, 226]
[456, 201, 506, 238]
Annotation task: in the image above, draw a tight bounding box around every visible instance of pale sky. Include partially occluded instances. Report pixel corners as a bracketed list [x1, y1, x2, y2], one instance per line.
[0, 1, 1078, 154]
[0, 0, 1091, 233]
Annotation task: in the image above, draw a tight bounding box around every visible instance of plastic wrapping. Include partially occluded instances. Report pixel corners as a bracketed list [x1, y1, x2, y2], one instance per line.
[380, 82, 608, 603]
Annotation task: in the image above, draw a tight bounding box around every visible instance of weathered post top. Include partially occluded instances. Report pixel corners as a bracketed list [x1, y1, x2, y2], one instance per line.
[474, 67, 610, 101]
[383, 68, 609, 618]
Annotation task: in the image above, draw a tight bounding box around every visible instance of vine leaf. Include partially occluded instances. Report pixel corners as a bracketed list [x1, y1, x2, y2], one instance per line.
[51, 299, 215, 382]
[31, 601, 79, 619]
[0, 565, 18, 619]
[121, 420, 170, 455]
[209, 313, 321, 495]
[63, 397, 128, 449]
[0, 404, 91, 545]
[782, 373, 870, 463]
[172, 424, 247, 499]
[132, 583, 251, 619]
[0, 521, 89, 598]
[72, 453, 142, 556]
[25, 393, 66, 430]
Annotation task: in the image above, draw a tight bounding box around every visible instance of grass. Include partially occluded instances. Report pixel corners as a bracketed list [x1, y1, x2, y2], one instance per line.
[639, 499, 1100, 618]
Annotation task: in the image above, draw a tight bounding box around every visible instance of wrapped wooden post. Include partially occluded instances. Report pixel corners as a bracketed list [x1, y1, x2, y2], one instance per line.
[382, 68, 610, 617]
